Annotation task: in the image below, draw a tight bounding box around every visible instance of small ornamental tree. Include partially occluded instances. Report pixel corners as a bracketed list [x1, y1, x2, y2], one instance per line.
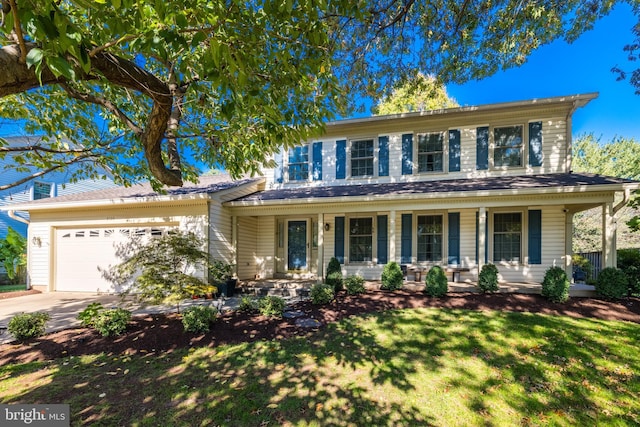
[0, 227, 27, 284]
[326, 257, 344, 291]
[424, 266, 448, 297]
[541, 266, 570, 303]
[381, 261, 403, 291]
[103, 231, 214, 312]
[477, 264, 499, 293]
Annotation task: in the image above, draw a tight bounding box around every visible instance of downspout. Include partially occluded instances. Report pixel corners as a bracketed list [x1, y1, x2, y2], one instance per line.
[7, 210, 30, 289]
[613, 188, 631, 215]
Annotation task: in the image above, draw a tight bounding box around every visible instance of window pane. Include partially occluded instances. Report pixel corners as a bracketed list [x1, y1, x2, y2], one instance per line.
[288, 146, 309, 181]
[349, 217, 373, 262]
[417, 215, 443, 262]
[351, 139, 374, 177]
[494, 126, 523, 167]
[418, 133, 444, 172]
[493, 213, 522, 262]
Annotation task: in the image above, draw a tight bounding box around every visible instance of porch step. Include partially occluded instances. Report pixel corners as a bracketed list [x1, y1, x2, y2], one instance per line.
[238, 279, 315, 298]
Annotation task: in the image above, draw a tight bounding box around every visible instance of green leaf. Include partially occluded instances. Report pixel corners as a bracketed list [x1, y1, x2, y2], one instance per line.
[25, 48, 44, 69]
[46, 56, 76, 80]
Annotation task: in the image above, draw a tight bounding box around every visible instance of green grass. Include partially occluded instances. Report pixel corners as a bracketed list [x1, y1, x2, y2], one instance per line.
[0, 284, 27, 293]
[1, 308, 639, 426]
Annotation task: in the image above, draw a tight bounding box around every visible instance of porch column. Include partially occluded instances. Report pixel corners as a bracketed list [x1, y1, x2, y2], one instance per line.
[564, 211, 574, 279]
[317, 213, 324, 284]
[478, 207, 487, 273]
[602, 202, 617, 269]
[389, 210, 396, 262]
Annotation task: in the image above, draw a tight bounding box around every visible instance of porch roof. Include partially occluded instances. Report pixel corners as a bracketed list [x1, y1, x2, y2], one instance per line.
[228, 173, 638, 205]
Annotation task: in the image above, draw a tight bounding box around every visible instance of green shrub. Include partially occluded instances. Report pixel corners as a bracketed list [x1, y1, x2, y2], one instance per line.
[258, 296, 286, 317]
[182, 305, 218, 333]
[310, 283, 335, 305]
[478, 264, 499, 293]
[8, 312, 50, 341]
[93, 308, 131, 337]
[381, 261, 403, 291]
[541, 266, 570, 303]
[596, 267, 628, 300]
[617, 248, 640, 296]
[345, 275, 366, 295]
[424, 266, 448, 297]
[326, 257, 344, 291]
[77, 302, 104, 327]
[238, 295, 258, 312]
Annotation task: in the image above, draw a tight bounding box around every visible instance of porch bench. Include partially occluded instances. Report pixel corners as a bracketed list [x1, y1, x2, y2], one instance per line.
[445, 267, 470, 283]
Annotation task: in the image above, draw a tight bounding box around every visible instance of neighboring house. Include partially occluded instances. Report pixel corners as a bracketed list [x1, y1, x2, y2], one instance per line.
[3, 94, 639, 293]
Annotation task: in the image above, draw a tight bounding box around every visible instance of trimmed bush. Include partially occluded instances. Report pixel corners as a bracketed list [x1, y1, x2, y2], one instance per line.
[541, 266, 570, 303]
[424, 266, 448, 297]
[617, 248, 640, 296]
[381, 261, 403, 291]
[596, 267, 628, 300]
[345, 275, 366, 295]
[238, 295, 258, 312]
[182, 305, 218, 333]
[77, 302, 104, 327]
[311, 283, 335, 305]
[478, 264, 499, 293]
[8, 312, 50, 341]
[93, 308, 131, 337]
[258, 296, 286, 317]
[326, 257, 344, 291]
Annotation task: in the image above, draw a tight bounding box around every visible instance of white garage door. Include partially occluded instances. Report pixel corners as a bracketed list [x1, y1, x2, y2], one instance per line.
[55, 227, 171, 292]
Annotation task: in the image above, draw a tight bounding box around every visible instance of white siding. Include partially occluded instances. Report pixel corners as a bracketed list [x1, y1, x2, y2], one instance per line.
[208, 201, 233, 262]
[236, 216, 258, 280]
[256, 217, 275, 279]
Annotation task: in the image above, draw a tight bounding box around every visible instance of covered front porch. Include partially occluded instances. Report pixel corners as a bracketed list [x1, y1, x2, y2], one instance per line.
[238, 278, 597, 298]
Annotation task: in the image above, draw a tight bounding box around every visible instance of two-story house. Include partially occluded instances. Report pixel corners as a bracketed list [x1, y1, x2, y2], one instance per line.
[3, 94, 638, 292]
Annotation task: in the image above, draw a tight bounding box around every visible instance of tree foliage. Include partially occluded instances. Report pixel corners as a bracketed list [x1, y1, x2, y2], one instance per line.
[374, 73, 458, 115]
[0, 227, 27, 283]
[0, 0, 631, 188]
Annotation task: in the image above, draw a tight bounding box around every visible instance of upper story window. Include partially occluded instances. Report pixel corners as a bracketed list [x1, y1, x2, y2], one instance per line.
[493, 212, 522, 262]
[494, 125, 523, 167]
[33, 181, 52, 200]
[349, 217, 373, 262]
[350, 139, 374, 177]
[288, 146, 309, 181]
[417, 132, 444, 173]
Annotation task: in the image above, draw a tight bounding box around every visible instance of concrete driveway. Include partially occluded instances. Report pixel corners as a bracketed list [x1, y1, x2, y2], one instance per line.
[0, 292, 239, 344]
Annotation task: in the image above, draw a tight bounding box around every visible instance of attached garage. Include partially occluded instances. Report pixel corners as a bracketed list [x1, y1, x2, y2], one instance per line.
[54, 226, 173, 292]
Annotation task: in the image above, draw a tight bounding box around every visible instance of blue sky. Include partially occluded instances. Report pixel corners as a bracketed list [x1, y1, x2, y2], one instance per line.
[446, 2, 640, 143]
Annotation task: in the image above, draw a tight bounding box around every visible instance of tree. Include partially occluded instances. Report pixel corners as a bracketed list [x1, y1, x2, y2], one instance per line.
[0, 227, 27, 284]
[102, 230, 213, 312]
[374, 73, 458, 115]
[0, 1, 630, 189]
[571, 134, 640, 251]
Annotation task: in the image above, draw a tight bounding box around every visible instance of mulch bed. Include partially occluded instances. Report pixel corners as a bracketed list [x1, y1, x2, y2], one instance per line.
[1, 290, 639, 365]
[0, 289, 41, 300]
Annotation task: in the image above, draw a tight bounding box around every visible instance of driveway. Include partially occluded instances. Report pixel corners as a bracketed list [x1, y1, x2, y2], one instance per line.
[0, 292, 240, 344]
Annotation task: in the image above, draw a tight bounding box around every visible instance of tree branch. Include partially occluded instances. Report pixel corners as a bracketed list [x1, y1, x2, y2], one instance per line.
[0, 154, 94, 191]
[61, 83, 143, 135]
[7, 0, 26, 64]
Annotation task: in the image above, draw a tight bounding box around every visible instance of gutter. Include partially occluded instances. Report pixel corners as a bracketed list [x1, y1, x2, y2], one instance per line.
[613, 188, 631, 215]
[7, 210, 30, 226]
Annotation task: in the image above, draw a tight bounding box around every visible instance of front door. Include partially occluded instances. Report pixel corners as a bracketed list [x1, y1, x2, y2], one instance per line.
[287, 220, 307, 271]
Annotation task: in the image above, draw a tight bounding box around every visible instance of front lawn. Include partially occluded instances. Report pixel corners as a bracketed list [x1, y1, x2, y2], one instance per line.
[1, 308, 638, 426]
[0, 284, 26, 293]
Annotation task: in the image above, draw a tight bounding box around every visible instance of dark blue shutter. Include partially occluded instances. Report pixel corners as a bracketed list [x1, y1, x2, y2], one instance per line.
[476, 126, 489, 170]
[334, 216, 345, 263]
[529, 122, 543, 167]
[336, 140, 346, 179]
[378, 136, 389, 177]
[377, 215, 388, 264]
[312, 141, 322, 181]
[448, 212, 460, 265]
[475, 211, 488, 264]
[401, 214, 412, 263]
[402, 133, 413, 175]
[274, 150, 283, 183]
[528, 210, 542, 264]
[449, 129, 461, 172]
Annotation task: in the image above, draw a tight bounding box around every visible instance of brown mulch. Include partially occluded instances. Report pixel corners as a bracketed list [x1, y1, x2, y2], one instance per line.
[1, 290, 639, 365]
[0, 289, 41, 300]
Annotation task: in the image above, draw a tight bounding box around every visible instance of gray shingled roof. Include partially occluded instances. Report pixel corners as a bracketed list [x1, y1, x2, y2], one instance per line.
[232, 173, 637, 202]
[7, 174, 260, 207]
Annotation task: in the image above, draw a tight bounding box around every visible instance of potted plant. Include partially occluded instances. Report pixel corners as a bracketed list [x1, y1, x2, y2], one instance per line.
[209, 260, 236, 297]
